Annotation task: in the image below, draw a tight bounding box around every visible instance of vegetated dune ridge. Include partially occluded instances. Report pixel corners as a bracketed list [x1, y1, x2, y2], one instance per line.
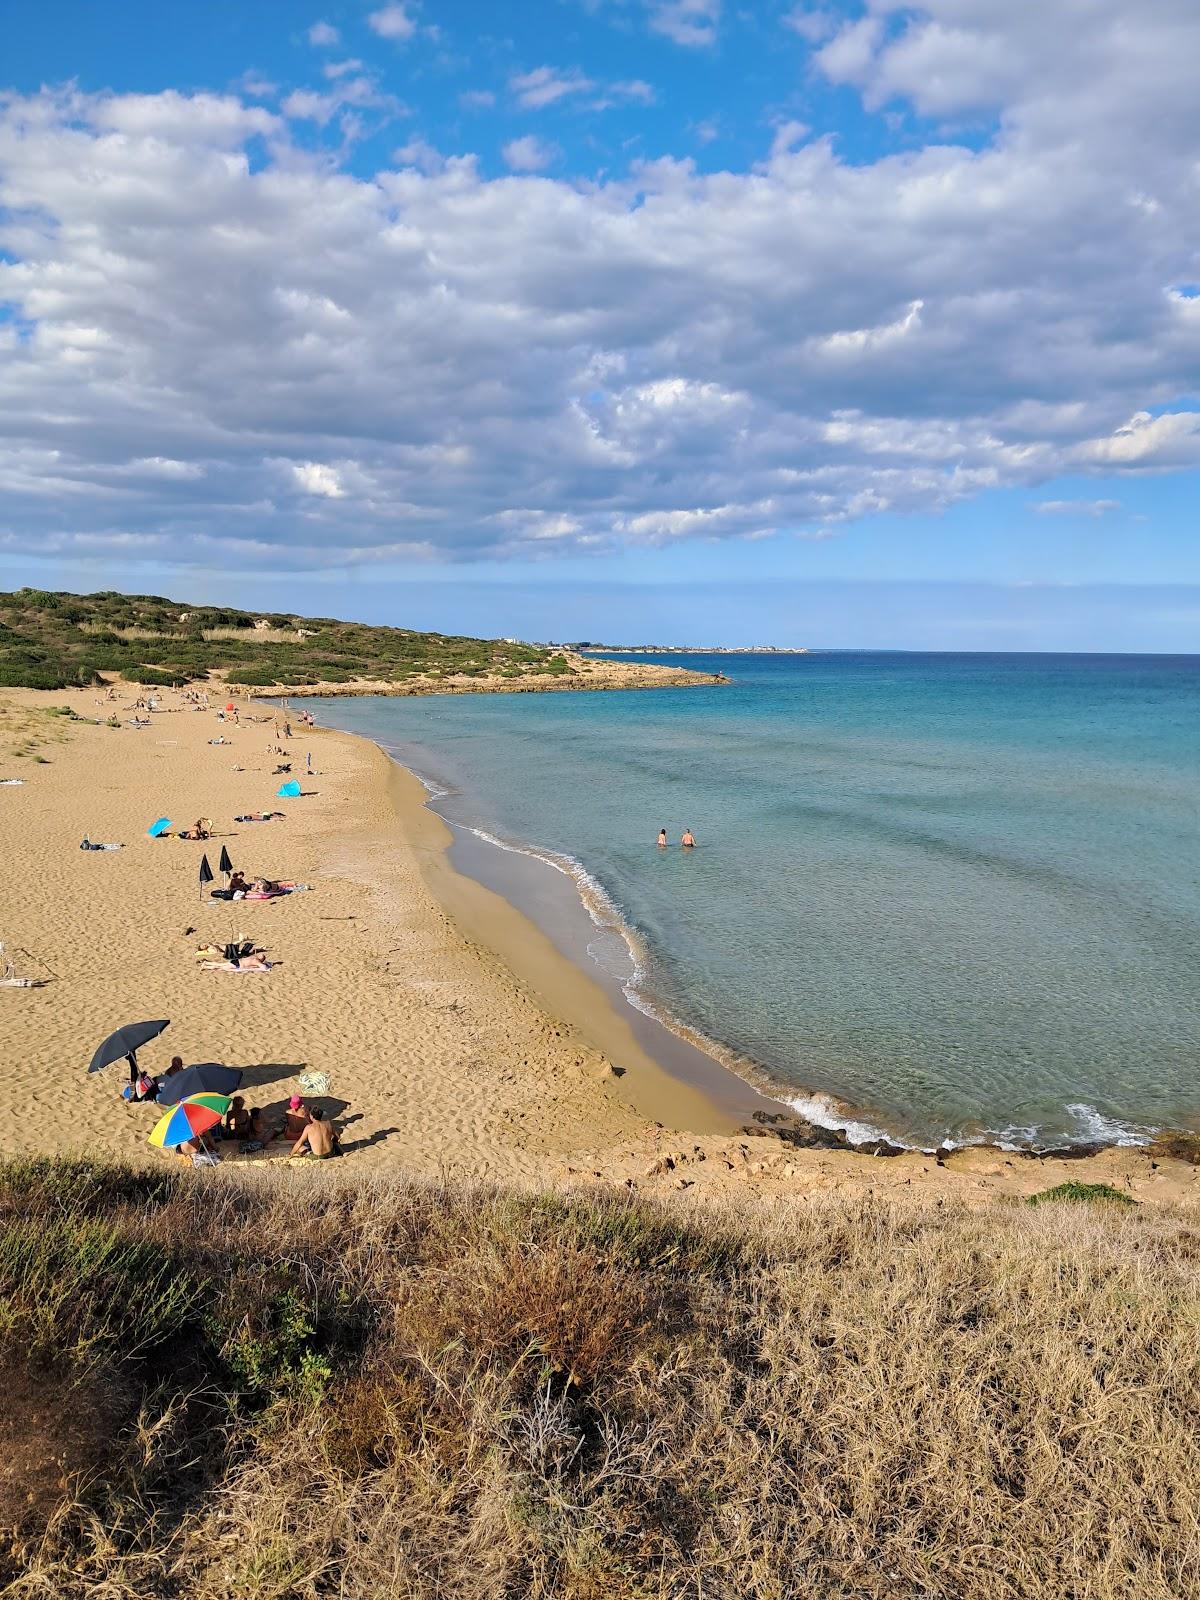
[0, 684, 1198, 1207]
[2, 1157, 1199, 1598]
[0, 586, 725, 695]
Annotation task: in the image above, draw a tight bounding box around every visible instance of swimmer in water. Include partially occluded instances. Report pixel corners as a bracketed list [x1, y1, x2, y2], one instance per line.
[681, 829, 696, 848]
[657, 828, 668, 848]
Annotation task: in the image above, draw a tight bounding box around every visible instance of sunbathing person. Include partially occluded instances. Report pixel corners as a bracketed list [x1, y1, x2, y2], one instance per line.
[291, 1106, 338, 1159]
[235, 810, 283, 822]
[228, 871, 248, 894]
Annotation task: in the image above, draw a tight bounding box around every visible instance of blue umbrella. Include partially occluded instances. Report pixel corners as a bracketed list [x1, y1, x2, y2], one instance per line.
[148, 817, 171, 837]
[277, 780, 301, 798]
[88, 1019, 169, 1075]
[156, 1062, 243, 1105]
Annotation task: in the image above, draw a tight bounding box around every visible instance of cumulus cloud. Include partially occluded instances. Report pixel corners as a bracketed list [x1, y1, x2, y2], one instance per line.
[501, 134, 557, 170]
[0, 1, 1197, 572]
[648, 0, 720, 47]
[292, 463, 346, 498]
[367, 3, 416, 41]
[307, 21, 340, 47]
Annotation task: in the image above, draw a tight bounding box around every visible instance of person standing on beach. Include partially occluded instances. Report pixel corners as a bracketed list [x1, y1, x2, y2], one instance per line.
[681, 829, 696, 848]
[657, 828, 667, 848]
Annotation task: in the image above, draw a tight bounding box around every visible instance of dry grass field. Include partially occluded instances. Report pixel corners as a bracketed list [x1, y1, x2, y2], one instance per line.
[2, 1158, 1197, 1599]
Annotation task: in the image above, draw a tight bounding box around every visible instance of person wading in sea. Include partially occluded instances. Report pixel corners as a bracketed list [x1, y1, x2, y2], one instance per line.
[681, 828, 696, 849]
[657, 828, 668, 848]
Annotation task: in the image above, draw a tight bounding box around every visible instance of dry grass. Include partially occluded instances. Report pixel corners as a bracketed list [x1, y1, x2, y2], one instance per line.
[0, 696, 84, 762]
[2, 1158, 1198, 1599]
[201, 626, 307, 645]
[78, 624, 184, 642]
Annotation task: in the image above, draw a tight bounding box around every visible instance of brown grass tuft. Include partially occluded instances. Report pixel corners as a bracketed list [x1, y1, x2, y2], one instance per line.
[2, 1160, 1199, 1599]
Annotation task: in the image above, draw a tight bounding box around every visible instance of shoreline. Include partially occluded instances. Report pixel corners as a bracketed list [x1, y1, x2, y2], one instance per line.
[1, 684, 1197, 1207]
[326, 708, 1200, 1170]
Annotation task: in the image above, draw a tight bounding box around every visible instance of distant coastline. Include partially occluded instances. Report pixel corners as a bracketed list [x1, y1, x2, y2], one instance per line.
[575, 644, 811, 656]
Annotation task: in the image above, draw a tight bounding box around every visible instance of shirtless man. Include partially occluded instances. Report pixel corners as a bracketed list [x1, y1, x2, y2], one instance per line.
[291, 1107, 337, 1159]
[681, 828, 696, 848]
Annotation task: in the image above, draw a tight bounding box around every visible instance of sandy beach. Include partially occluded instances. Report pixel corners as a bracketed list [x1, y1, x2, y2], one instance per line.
[1, 684, 1196, 1209]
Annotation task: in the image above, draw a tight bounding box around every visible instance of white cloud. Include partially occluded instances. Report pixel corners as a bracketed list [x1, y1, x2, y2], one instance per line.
[307, 21, 340, 47]
[367, 3, 416, 41]
[0, 5, 1198, 574]
[292, 462, 346, 498]
[647, 0, 720, 47]
[1034, 499, 1121, 516]
[502, 134, 557, 170]
[782, 7, 835, 45]
[459, 89, 496, 111]
[324, 59, 365, 80]
[510, 67, 594, 110]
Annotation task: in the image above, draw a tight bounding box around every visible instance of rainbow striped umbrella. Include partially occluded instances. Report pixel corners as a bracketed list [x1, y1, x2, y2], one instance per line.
[148, 1093, 230, 1149]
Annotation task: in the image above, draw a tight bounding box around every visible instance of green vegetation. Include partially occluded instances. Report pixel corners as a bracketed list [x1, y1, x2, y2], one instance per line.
[0, 588, 561, 691]
[4, 1157, 1197, 1599]
[1028, 1179, 1137, 1207]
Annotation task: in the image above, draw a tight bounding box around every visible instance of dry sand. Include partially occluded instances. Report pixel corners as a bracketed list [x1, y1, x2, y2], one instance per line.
[1, 686, 1196, 1210]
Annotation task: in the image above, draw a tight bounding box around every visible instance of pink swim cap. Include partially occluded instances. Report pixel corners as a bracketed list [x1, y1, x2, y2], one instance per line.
[289, 1094, 302, 1109]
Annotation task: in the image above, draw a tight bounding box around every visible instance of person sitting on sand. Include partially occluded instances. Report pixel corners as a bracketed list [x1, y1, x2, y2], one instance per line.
[248, 1106, 276, 1145]
[681, 828, 696, 848]
[228, 871, 248, 895]
[224, 1095, 253, 1141]
[291, 1106, 339, 1160]
[283, 1094, 311, 1142]
[657, 828, 667, 848]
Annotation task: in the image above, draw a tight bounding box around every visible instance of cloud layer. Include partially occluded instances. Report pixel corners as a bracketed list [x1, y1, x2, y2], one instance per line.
[0, 0, 1198, 570]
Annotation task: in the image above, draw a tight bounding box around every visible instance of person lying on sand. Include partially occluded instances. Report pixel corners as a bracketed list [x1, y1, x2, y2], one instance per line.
[199, 953, 272, 972]
[291, 1107, 339, 1159]
[234, 811, 284, 823]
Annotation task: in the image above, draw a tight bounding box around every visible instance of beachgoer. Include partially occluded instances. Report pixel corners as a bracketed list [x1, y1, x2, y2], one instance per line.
[657, 828, 667, 848]
[224, 1095, 253, 1141]
[248, 1106, 275, 1145]
[283, 1094, 311, 1142]
[229, 871, 248, 894]
[306, 752, 312, 774]
[291, 1106, 338, 1159]
[681, 829, 696, 848]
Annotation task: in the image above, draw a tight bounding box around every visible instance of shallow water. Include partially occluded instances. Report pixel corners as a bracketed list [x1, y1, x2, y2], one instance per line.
[312, 652, 1200, 1148]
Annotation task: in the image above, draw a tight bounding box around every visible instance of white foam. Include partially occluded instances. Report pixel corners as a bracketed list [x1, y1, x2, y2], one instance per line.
[1063, 1103, 1152, 1147]
[780, 1090, 917, 1150]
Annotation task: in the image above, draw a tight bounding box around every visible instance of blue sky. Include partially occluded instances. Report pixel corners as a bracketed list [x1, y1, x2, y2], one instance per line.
[0, 0, 1197, 648]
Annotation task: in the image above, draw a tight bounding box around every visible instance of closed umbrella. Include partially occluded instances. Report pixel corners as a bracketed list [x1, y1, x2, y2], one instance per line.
[156, 1062, 242, 1105]
[199, 853, 214, 900]
[148, 1093, 230, 1149]
[218, 845, 233, 886]
[89, 1019, 169, 1078]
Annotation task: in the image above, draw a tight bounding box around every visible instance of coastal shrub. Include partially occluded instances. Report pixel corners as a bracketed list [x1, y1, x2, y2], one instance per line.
[0, 587, 560, 690]
[5, 1161, 1199, 1599]
[1028, 1179, 1137, 1207]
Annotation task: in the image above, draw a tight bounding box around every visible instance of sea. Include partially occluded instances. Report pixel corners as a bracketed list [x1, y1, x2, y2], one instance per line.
[310, 651, 1200, 1151]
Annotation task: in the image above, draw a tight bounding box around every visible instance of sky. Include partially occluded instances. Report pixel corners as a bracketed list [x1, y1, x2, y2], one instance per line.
[0, 0, 1198, 649]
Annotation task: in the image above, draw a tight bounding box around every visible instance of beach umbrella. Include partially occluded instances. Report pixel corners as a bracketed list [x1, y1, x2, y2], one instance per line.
[148, 1093, 230, 1149]
[148, 817, 171, 838]
[199, 853, 214, 900]
[218, 845, 233, 885]
[278, 779, 301, 798]
[89, 1019, 169, 1075]
[225, 702, 236, 713]
[156, 1062, 243, 1105]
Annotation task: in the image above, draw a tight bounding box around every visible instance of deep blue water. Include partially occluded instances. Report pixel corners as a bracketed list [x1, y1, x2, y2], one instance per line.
[313, 653, 1200, 1148]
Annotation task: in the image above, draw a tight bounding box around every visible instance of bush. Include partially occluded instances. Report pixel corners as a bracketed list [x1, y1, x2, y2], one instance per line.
[1028, 1180, 1137, 1207]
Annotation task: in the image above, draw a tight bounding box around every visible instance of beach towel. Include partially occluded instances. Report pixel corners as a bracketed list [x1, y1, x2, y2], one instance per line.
[80, 839, 123, 851]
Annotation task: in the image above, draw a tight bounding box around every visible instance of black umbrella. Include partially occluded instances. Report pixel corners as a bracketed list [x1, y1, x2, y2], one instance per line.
[156, 1061, 243, 1106]
[218, 845, 233, 883]
[88, 1019, 169, 1077]
[199, 852, 214, 901]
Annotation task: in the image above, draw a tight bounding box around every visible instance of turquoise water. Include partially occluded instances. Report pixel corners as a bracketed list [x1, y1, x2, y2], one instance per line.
[313, 653, 1200, 1149]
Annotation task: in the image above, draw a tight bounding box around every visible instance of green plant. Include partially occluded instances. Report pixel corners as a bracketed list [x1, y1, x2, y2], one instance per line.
[1028, 1180, 1137, 1207]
